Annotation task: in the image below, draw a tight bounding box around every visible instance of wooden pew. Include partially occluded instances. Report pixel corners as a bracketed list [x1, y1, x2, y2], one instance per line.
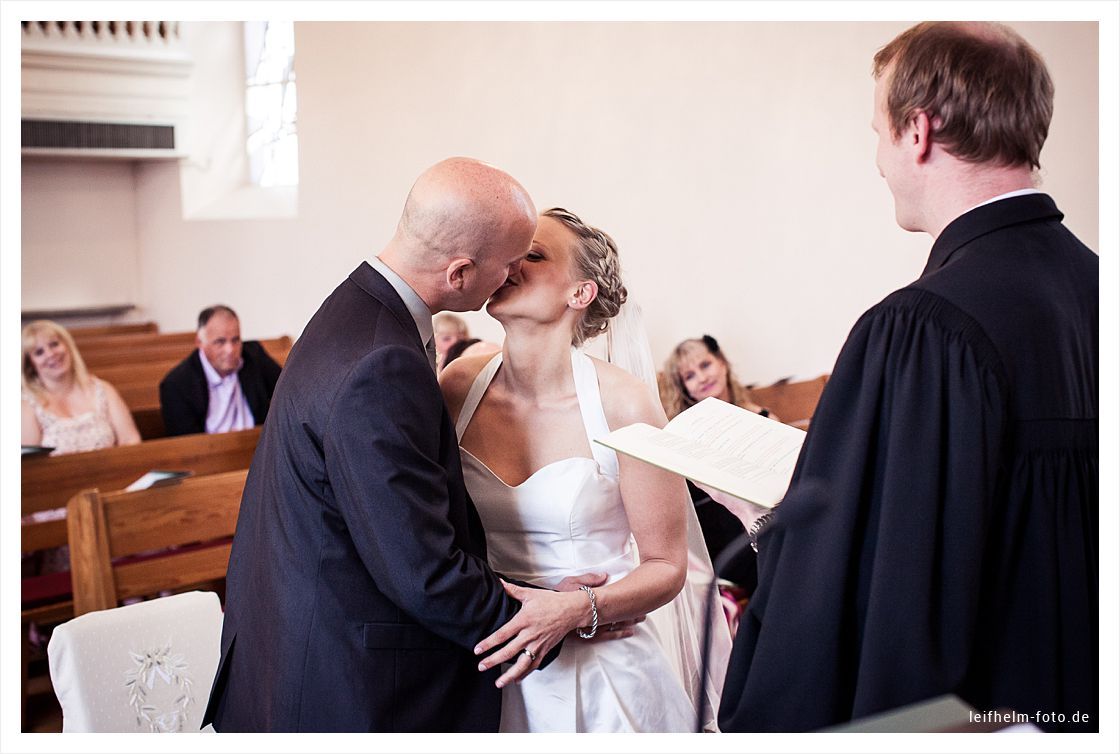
[69, 321, 158, 342]
[82, 336, 293, 369]
[747, 374, 830, 430]
[78, 333, 198, 369]
[21, 430, 259, 726]
[67, 469, 249, 616]
[73, 331, 193, 362]
[131, 408, 166, 441]
[22, 427, 261, 529]
[21, 427, 261, 615]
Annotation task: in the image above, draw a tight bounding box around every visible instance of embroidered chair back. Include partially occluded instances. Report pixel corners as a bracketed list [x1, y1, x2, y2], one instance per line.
[66, 469, 248, 616]
[48, 590, 223, 732]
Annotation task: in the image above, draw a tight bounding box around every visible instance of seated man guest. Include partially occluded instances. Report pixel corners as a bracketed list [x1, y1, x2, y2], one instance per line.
[159, 305, 282, 436]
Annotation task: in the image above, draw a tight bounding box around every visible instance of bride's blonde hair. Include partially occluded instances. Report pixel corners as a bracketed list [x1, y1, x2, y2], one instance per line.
[542, 207, 628, 347]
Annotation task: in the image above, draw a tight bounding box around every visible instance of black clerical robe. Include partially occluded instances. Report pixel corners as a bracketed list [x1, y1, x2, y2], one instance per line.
[718, 193, 1098, 732]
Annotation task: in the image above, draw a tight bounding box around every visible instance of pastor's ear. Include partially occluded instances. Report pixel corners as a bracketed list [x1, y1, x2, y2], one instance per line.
[446, 258, 473, 291]
[568, 280, 598, 311]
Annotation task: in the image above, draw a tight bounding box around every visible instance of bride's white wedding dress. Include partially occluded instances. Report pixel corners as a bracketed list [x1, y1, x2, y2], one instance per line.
[456, 349, 698, 732]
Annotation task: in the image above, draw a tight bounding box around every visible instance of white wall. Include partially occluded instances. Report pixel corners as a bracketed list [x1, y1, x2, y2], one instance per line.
[22, 21, 1100, 385]
[21, 159, 140, 311]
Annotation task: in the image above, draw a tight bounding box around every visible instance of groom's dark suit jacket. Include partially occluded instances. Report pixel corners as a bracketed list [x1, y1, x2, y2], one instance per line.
[203, 262, 524, 731]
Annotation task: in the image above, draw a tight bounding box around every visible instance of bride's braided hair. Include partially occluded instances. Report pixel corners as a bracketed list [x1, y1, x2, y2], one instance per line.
[542, 207, 628, 347]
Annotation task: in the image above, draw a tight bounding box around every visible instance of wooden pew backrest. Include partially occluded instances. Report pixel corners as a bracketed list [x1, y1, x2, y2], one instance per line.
[21, 429, 260, 651]
[82, 334, 292, 371]
[67, 469, 248, 615]
[747, 374, 830, 428]
[69, 322, 158, 343]
[21, 427, 261, 540]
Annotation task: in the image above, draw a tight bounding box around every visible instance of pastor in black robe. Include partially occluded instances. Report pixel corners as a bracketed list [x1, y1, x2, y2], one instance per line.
[718, 193, 1098, 732]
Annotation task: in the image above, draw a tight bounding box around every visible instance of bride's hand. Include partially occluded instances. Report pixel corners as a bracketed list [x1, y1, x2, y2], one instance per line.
[555, 571, 607, 592]
[583, 614, 644, 643]
[474, 580, 588, 688]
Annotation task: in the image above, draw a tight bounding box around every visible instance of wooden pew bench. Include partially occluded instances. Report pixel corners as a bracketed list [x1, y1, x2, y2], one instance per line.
[67, 469, 249, 616]
[21, 427, 261, 615]
[80, 333, 291, 371]
[20, 429, 259, 725]
[747, 374, 830, 430]
[69, 321, 158, 344]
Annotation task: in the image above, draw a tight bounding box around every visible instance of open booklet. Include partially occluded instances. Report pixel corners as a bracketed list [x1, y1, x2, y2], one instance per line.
[594, 397, 806, 509]
[125, 470, 193, 492]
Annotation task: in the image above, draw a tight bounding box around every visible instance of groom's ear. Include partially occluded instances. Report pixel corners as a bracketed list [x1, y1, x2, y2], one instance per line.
[446, 258, 473, 291]
[568, 280, 598, 311]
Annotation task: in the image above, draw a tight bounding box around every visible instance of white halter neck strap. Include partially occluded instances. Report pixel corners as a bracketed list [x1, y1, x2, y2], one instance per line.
[454, 349, 618, 478]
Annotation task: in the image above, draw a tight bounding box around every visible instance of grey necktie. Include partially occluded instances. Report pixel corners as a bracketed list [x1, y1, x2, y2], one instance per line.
[425, 337, 438, 374]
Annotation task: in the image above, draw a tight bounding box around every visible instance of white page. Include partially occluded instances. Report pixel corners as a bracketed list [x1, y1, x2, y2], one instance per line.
[665, 397, 805, 479]
[595, 398, 806, 507]
[125, 470, 189, 492]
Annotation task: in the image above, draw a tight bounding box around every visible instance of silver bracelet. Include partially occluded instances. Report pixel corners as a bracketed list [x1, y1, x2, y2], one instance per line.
[747, 511, 775, 554]
[576, 585, 598, 639]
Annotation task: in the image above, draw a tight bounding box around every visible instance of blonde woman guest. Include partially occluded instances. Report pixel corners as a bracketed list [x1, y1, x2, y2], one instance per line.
[21, 320, 141, 454]
[661, 335, 777, 421]
[21, 320, 142, 594]
[661, 335, 777, 595]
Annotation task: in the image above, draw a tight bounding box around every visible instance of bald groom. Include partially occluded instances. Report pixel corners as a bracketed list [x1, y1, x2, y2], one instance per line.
[204, 158, 590, 732]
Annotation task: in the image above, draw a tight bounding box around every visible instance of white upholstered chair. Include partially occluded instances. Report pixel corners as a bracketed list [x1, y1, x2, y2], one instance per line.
[47, 591, 222, 732]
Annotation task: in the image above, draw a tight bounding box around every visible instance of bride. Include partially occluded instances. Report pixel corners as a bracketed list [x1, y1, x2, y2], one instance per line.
[440, 208, 729, 732]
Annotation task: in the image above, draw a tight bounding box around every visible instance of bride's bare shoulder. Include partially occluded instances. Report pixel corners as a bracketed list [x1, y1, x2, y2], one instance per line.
[438, 353, 497, 421]
[588, 356, 668, 430]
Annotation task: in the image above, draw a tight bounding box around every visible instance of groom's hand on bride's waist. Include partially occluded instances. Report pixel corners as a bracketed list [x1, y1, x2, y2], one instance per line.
[473, 575, 646, 688]
[474, 579, 587, 687]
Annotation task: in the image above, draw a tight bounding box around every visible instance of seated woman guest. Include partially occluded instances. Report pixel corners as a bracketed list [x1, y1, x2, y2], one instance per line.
[660, 335, 776, 600]
[21, 319, 141, 454]
[661, 335, 777, 421]
[21, 320, 142, 598]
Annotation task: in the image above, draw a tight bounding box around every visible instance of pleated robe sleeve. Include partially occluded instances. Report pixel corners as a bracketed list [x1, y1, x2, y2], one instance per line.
[718, 288, 1008, 732]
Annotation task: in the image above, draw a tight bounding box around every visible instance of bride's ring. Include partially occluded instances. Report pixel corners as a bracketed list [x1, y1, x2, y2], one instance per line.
[522, 648, 537, 661]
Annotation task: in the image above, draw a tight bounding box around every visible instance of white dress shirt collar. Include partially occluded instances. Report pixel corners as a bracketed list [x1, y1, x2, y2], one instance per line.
[369, 255, 434, 351]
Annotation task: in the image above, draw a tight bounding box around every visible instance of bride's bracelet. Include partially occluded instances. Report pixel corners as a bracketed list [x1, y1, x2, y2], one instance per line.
[576, 585, 598, 639]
